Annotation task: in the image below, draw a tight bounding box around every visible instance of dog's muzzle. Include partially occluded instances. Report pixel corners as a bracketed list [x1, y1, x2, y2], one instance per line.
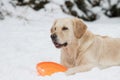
[51, 34, 67, 48]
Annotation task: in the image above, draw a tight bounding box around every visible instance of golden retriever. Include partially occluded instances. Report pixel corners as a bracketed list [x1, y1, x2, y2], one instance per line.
[50, 18, 120, 75]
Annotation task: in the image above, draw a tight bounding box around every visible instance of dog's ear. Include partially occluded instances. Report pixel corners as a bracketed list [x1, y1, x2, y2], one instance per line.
[73, 18, 87, 39]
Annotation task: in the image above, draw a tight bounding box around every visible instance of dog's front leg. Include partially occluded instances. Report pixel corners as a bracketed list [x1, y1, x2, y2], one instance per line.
[65, 64, 94, 75]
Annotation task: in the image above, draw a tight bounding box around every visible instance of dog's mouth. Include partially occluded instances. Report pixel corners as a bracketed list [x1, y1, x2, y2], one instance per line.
[53, 41, 68, 48]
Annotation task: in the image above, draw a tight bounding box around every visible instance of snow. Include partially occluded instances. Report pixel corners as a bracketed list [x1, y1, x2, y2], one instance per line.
[51, 0, 65, 5]
[0, 1, 120, 80]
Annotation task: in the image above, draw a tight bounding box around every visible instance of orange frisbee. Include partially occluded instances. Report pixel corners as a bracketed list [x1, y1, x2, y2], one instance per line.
[36, 62, 67, 76]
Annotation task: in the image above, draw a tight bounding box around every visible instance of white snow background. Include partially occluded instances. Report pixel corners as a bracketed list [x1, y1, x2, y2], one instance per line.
[0, 0, 120, 80]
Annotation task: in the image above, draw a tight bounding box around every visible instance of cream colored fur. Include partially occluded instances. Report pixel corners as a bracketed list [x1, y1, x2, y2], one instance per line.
[51, 18, 120, 75]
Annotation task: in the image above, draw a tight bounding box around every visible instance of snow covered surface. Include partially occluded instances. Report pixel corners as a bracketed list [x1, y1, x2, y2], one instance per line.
[0, 1, 120, 80]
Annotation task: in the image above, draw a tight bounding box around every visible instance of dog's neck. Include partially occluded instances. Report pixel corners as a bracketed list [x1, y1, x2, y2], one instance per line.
[78, 30, 95, 52]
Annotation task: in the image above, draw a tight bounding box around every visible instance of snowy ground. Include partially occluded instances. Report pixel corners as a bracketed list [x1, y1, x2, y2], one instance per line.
[0, 5, 120, 80]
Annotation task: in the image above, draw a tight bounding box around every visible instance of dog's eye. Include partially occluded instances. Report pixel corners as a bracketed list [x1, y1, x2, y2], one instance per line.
[54, 27, 56, 30]
[62, 26, 68, 31]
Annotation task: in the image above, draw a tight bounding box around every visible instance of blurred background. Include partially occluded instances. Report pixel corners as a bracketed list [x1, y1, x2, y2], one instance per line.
[0, 0, 120, 21]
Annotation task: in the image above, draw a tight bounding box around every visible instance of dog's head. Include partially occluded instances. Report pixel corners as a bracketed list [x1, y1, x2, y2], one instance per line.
[50, 18, 87, 48]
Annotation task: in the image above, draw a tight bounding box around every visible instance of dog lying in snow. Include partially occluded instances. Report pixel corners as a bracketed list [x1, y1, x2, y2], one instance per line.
[50, 18, 120, 75]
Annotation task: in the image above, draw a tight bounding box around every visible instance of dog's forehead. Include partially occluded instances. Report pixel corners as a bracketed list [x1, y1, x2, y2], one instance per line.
[54, 18, 73, 27]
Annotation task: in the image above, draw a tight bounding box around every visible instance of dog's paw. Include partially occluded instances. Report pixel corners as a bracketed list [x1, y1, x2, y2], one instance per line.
[65, 68, 76, 75]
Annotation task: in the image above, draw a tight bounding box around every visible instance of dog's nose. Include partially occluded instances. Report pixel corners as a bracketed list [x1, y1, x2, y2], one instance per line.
[51, 33, 57, 40]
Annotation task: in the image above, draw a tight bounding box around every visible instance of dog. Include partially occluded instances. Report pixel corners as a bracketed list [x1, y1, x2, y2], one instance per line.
[50, 18, 120, 75]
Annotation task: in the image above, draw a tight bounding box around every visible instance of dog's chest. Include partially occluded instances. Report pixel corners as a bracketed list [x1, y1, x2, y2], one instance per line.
[64, 46, 81, 65]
